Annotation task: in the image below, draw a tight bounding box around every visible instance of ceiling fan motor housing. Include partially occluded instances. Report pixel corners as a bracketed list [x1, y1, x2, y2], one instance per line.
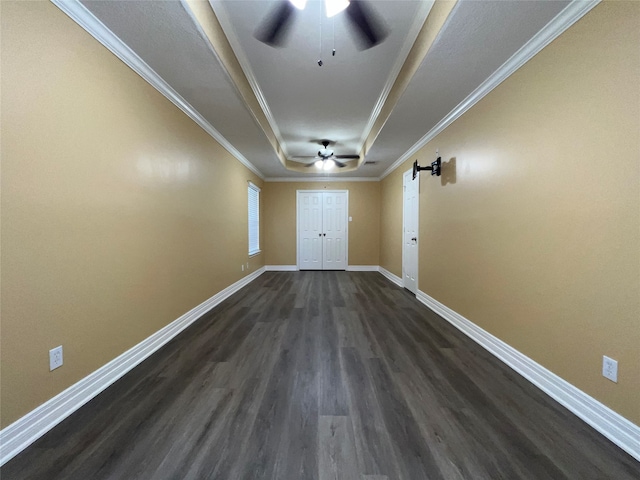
[318, 148, 333, 158]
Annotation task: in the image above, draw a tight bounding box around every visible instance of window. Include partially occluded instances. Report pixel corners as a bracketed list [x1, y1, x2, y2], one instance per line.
[248, 182, 260, 255]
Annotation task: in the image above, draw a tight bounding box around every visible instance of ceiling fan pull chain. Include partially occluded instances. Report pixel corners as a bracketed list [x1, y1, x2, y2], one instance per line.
[332, 16, 336, 56]
[318, 2, 323, 66]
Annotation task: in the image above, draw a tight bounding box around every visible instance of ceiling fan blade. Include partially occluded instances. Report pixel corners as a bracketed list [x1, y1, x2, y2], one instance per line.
[345, 0, 388, 50]
[335, 160, 347, 168]
[255, 1, 296, 47]
[334, 155, 360, 159]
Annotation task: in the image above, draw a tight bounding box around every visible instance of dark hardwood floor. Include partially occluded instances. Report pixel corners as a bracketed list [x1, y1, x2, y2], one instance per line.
[2, 271, 638, 479]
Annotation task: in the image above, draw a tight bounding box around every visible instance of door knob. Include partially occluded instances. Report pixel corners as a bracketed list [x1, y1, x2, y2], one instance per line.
[412, 237, 417, 241]
[323, 233, 326, 237]
[319, 233, 322, 237]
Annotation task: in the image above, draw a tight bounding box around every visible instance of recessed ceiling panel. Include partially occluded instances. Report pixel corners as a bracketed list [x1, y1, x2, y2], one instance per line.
[214, 0, 432, 159]
[79, 0, 575, 179]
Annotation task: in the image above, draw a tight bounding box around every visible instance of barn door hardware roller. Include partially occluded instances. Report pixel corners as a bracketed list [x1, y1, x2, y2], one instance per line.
[412, 157, 441, 180]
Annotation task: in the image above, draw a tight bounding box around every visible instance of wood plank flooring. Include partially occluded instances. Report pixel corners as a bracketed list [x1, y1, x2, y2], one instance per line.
[2, 271, 638, 479]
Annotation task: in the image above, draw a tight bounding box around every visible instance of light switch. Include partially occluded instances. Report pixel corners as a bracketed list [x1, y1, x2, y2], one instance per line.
[348, 216, 352, 222]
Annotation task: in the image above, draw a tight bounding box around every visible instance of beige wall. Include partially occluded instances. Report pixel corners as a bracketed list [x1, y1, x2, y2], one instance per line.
[0, 1, 263, 427]
[263, 182, 380, 266]
[380, 1, 640, 424]
[379, 174, 403, 277]
[2, 0, 638, 434]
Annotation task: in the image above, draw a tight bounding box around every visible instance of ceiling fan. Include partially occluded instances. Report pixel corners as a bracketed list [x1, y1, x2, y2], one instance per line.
[255, 0, 388, 50]
[292, 140, 360, 169]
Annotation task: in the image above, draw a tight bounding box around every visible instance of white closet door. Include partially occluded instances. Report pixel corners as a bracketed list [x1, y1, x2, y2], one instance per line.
[298, 192, 323, 270]
[297, 190, 348, 270]
[322, 191, 347, 270]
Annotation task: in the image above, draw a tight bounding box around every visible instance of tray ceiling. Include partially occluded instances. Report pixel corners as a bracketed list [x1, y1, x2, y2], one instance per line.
[78, 0, 572, 179]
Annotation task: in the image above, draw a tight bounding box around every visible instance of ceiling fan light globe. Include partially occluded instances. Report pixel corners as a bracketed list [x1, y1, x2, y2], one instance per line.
[325, 0, 350, 18]
[315, 160, 324, 168]
[289, 0, 307, 10]
[324, 159, 336, 170]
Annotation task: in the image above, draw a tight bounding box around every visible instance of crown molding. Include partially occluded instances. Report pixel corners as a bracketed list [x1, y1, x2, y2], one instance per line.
[51, 0, 265, 180]
[264, 176, 379, 183]
[208, 0, 289, 159]
[357, 0, 435, 154]
[380, 0, 601, 180]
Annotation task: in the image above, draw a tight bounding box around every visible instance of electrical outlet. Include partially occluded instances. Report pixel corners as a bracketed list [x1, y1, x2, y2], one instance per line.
[49, 346, 63, 371]
[602, 356, 618, 383]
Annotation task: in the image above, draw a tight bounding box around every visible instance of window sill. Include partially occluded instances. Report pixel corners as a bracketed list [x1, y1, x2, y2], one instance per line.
[249, 250, 262, 257]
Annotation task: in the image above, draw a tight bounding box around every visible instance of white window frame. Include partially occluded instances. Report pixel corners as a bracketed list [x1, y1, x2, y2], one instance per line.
[248, 182, 261, 256]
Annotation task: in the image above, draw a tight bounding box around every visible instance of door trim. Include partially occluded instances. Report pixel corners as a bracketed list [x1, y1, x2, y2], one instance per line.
[296, 190, 349, 270]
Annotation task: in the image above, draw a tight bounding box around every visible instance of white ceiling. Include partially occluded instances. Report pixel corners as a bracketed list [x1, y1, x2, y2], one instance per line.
[212, 0, 434, 160]
[365, 0, 571, 177]
[80, 0, 571, 179]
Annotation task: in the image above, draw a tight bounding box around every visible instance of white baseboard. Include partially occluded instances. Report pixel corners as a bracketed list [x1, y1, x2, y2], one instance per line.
[415, 290, 640, 462]
[5, 268, 636, 465]
[265, 265, 298, 271]
[266, 266, 380, 272]
[347, 265, 379, 272]
[378, 266, 404, 288]
[0, 267, 266, 466]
